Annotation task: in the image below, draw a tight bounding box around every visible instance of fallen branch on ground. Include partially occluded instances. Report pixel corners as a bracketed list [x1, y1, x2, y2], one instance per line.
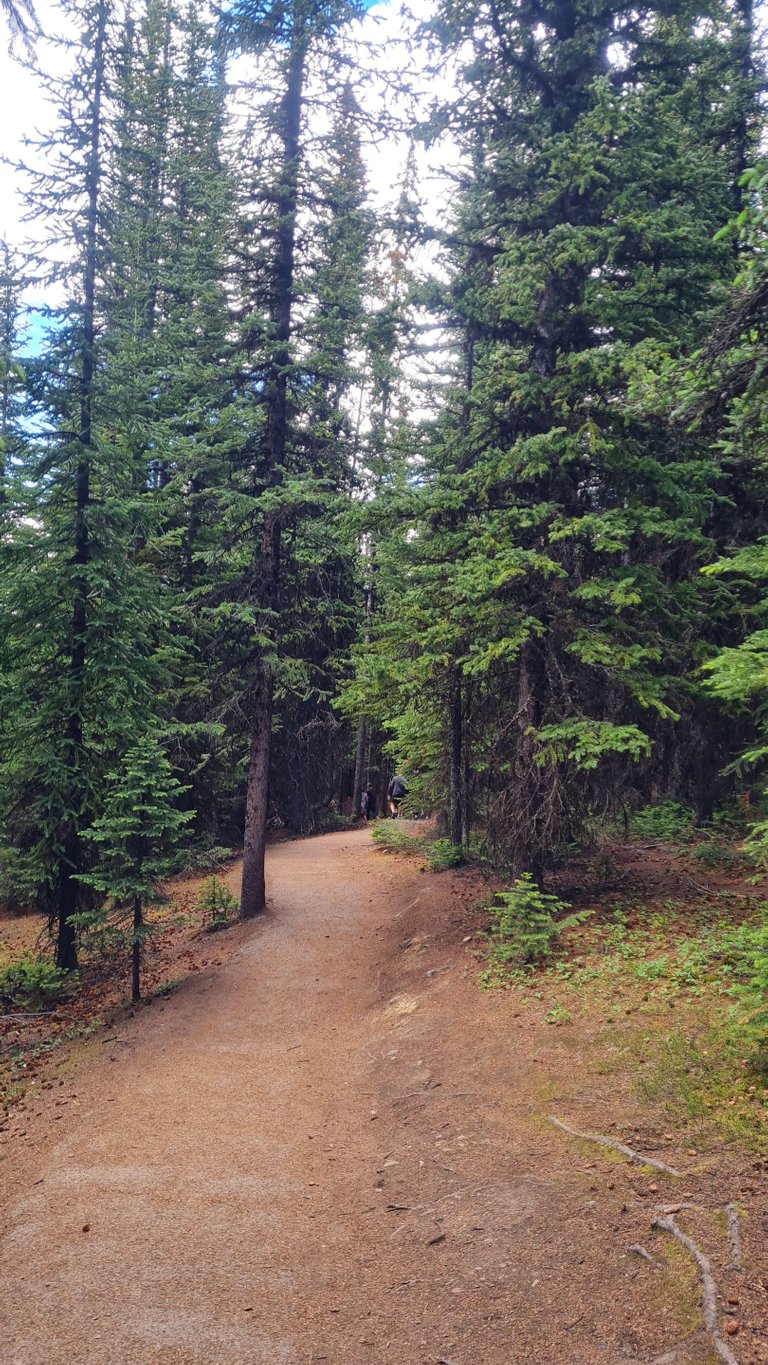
[548, 1116, 681, 1176]
[0, 1011, 49, 1019]
[726, 1203, 742, 1271]
[652, 1214, 739, 1365]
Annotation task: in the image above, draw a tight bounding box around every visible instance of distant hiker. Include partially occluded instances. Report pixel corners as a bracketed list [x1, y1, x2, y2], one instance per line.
[364, 787, 377, 820]
[387, 774, 407, 817]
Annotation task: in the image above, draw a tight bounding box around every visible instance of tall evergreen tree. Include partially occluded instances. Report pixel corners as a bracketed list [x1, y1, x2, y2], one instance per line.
[354, 0, 765, 872]
[0, 0, 229, 962]
[224, 0, 367, 914]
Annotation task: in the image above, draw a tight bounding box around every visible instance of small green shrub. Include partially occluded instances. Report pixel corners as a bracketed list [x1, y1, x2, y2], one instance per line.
[691, 841, 739, 870]
[315, 809, 356, 834]
[179, 840, 234, 874]
[0, 956, 75, 1009]
[486, 873, 592, 975]
[195, 876, 238, 931]
[630, 801, 694, 843]
[370, 821, 424, 855]
[466, 833, 489, 863]
[719, 913, 768, 1054]
[425, 839, 463, 871]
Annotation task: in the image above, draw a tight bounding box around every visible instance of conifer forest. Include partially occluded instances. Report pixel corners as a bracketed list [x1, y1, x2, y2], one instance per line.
[1, 0, 768, 983]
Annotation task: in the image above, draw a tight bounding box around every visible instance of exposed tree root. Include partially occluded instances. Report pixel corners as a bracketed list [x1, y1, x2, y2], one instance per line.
[548, 1116, 681, 1176]
[726, 1203, 742, 1271]
[652, 1214, 739, 1365]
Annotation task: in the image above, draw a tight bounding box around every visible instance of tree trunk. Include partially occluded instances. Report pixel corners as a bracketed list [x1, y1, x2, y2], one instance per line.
[239, 28, 306, 918]
[0, 242, 13, 511]
[241, 659, 274, 917]
[449, 670, 462, 847]
[461, 679, 472, 852]
[132, 894, 142, 1003]
[351, 574, 374, 819]
[56, 0, 107, 971]
[352, 717, 366, 820]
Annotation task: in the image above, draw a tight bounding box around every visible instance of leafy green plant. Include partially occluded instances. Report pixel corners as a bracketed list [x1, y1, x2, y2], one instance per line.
[545, 1005, 572, 1025]
[629, 801, 694, 843]
[691, 841, 739, 870]
[78, 735, 194, 1002]
[370, 822, 425, 855]
[718, 913, 768, 1060]
[179, 841, 233, 875]
[0, 956, 75, 1010]
[486, 874, 592, 975]
[425, 838, 463, 871]
[315, 810, 356, 834]
[196, 876, 238, 932]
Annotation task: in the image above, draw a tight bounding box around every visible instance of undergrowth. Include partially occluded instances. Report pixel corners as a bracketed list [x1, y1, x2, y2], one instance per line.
[370, 821, 464, 872]
[0, 956, 76, 1010]
[195, 876, 238, 932]
[628, 800, 695, 843]
[178, 838, 234, 874]
[480, 874, 592, 984]
[480, 874, 768, 1147]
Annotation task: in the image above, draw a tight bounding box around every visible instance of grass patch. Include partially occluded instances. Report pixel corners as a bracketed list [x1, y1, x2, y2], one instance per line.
[370, 822, 464, 872]
[479, 876, 768, 1149]
[370, 821, 424, 855]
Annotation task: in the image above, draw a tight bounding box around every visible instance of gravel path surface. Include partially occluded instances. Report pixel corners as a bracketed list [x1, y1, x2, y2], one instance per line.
[0, 830, 726, 1363]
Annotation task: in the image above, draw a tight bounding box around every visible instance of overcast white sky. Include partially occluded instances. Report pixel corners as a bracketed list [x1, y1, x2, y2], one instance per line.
[0, 0, 456, 267]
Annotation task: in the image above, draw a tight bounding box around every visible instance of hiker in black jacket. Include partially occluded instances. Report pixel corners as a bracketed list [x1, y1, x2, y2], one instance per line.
[387, 774, 407, 817]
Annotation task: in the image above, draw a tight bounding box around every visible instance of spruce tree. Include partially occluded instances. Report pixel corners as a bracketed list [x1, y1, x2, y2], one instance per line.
[79, 735, 193, 1002]
[0, 0, 208, 962]
[356, 0, 764, 872]
[224, 0, 366, 913]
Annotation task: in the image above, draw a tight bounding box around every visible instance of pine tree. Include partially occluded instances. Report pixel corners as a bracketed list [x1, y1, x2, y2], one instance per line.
[223, 0, 367, 913]
[0, 0, 197, 962]
[79, 735, 193, 1001]
[2, 0, 114, 968]
[0, 241, 25, 516]
[356, 0, 765, 873]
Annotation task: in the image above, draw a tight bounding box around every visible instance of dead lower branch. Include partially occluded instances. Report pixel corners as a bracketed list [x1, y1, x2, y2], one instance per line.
[652, 1214, 739, 1365]
[726, 1203, 743, 1271]
[548, 1116, 681, 1176]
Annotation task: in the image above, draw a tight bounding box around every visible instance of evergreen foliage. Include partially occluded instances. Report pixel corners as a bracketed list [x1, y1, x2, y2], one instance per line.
[78, 734, 193, 1001]
[1, 0, 768, 983]
[348, 0, 768, 874]
[485, 875, 591, 974]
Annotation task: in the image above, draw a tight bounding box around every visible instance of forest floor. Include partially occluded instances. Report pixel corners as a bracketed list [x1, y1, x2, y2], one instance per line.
[1, 825, 768, 1363]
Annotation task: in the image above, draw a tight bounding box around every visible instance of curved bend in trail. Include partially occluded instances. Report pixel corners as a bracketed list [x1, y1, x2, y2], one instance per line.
[1, 831, 700, 1363]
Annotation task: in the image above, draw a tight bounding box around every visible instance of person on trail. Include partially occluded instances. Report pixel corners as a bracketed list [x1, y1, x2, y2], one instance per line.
[387, 774, 407, 817]
[364, 787, 377, 820]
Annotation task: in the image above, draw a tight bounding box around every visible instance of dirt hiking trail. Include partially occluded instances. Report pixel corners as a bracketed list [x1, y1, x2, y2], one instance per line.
[0, 830, 758, 1364]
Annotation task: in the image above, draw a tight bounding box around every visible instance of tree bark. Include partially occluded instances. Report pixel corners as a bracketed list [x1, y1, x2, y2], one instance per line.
[352, 717, 366, 820]
[460, 679, 472, 851]
[351, 574, 373, 819]
[239, 26, 306, 917]
[56, 0, 107, 971]
[132, 894, 142, 1003]
[449, 669, 462, 847]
